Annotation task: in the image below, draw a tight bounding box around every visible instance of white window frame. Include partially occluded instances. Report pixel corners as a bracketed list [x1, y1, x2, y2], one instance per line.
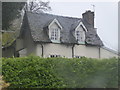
[50, 28, 59, 41]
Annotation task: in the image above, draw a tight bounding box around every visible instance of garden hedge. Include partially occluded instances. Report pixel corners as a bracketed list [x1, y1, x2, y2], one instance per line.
[2, 56, 118, 88]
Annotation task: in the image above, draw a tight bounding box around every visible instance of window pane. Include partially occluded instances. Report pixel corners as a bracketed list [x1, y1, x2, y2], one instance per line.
[51, 30, 55, 40]
[76, 31, 80, 41]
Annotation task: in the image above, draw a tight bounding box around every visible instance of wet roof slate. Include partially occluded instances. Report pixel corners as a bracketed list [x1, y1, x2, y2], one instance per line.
[24, 11, 103, 46]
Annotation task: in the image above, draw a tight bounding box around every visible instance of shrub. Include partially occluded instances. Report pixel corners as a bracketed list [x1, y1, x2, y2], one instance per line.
[2, 56, 118, 88]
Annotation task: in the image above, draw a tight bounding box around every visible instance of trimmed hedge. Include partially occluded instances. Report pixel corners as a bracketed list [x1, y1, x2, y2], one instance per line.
[2, 56, 118, 88]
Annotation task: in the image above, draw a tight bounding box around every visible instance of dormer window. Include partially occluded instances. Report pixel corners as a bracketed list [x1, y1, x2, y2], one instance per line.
[48, 19, 62, 43]
[75, 22, 87, 44]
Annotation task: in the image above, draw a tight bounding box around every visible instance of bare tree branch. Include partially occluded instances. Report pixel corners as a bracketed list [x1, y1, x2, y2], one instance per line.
[25, 0, 51, 13]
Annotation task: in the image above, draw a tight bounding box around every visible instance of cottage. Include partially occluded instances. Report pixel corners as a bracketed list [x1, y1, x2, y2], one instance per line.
[3, 10, 118, 58]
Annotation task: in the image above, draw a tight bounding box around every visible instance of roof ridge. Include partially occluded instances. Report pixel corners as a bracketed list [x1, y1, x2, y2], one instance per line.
[26, 11, 81, 20]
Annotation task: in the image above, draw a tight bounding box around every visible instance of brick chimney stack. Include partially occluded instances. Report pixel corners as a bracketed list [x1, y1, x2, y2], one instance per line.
[82, 10, 94, 28]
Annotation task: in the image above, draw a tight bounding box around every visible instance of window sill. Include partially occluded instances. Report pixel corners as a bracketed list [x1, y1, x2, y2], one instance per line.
[77, 42, 85, 45]
[51, 40, 61, 43]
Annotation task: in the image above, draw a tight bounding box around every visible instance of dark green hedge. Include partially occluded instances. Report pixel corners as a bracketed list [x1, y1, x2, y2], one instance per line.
[2, 56, 118, 88]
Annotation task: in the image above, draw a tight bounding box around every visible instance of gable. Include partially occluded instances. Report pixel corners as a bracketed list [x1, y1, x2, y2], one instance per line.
[75, 22, 87, 32]
[50, 22, 59, 28]
[49, 19, 62, 29]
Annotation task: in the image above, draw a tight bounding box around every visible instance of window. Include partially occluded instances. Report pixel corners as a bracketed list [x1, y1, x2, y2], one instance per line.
[51, 28, 59, 41]
[50, 55, 61, 58]
[75, 30, 85, 43]
[49, 19, 62, 42]
[75, 22, 87, 44]
[74, 55, 81, 58]
[50, 55, 55, 58]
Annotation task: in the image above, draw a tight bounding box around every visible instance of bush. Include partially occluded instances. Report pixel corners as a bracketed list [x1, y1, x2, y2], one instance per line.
[2, 56, 118, 88]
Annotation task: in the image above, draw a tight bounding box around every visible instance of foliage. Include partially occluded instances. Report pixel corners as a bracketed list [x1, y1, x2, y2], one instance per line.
[2, 1, 51, 46]
[2, 17, 22, 46]
[2, 56, 118, 88]
[2, 32, 15, 46]
[2, 2, 25, 30]
[2, 1, 51, 30]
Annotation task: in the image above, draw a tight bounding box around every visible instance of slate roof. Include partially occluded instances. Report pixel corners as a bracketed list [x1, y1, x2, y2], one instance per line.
[24, 11, 103, 46]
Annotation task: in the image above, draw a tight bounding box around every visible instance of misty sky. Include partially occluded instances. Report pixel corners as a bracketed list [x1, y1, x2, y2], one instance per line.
[47, 1, 118, 51]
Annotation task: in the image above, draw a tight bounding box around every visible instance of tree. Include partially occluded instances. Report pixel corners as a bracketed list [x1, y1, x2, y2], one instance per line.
[25, 0, 51, 13]
[2, 1, 52, 46]
[2, 1, 51, 30]
[2, 2, 25, 30]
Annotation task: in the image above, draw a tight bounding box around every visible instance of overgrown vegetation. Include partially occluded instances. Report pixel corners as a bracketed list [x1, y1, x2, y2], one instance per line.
[2, 1, 52, 47]
[2, 56, 118, 88]
[2, 32, 16, 46]
[2, 2, 25, 30]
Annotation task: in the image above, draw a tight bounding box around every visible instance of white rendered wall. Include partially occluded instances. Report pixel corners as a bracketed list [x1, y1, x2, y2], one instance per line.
[36, 43, 72, 58]
[100, 48, 118, 58]
[74, 45, 99, 58]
